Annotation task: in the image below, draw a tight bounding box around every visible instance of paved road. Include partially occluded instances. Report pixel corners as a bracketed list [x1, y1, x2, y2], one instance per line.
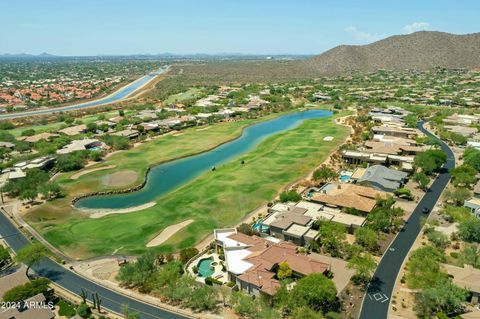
[0, 212, 190, 319]
[359, 121, 455, 319]
[0, 66, 169, 120]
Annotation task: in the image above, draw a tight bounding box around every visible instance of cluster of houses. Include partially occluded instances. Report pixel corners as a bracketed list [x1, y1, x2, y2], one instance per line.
[0, 86, 276, 189]
[338, 69, 480, 108]
[0, 76, 123, 111]
[188, 159, 410, 298]
[438, 113, 480, 219]
[186, 106, 421, 299]
[342, 107, 427, 172]
[0, 156, 55, 187]
[442, 113, 480, 140]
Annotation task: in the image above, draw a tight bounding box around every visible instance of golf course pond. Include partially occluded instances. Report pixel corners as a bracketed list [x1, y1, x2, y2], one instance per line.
[74, 109, 332, 210]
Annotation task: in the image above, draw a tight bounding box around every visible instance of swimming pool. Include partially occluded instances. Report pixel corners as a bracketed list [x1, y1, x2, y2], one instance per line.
[340, 175, 351, 183]
[306, 190, 314, 198]
[252, 220, 269, 233]
[197, 258, 214, 277]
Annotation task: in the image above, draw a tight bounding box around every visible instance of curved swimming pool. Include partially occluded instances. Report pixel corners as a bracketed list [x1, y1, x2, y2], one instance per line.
[74, 109, 332, 210]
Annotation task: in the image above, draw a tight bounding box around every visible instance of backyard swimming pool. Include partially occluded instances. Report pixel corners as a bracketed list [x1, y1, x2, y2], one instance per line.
[197, 258, 214, 277]
[252, 220, 269, 233]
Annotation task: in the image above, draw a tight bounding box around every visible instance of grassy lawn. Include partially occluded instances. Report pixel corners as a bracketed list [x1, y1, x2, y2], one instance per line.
[25, 110, 350, 259]
[163, 87, 203, 105]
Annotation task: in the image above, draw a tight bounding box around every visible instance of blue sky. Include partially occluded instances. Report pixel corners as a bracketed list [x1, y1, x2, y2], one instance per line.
[1, 0, 478, 55]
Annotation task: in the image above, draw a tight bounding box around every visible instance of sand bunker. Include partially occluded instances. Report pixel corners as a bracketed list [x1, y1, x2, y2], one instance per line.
[146, 219, 194, 247]
[82, 202, 156, 219]
[172, 132, 184, 136]
[102, 170, 138, 187]
[71, 165, 116, 180]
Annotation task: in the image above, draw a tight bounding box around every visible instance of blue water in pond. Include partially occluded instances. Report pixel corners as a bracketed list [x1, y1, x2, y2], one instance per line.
[74, 109, 332, 210]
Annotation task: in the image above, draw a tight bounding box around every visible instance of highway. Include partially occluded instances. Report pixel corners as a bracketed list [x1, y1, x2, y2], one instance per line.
[359, 121, 455, 319]
[0, 211, 190, 318]
[0, 66, 169, 120]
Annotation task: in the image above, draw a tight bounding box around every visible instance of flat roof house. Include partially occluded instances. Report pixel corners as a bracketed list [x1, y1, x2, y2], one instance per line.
[371, 126, 419, 139]
[356, 165, 408, 192]
[464, 197, 480, 219]
[265, 209, 311, 246]
[263, 200, 366, 242]
[342, 150, 414, 172]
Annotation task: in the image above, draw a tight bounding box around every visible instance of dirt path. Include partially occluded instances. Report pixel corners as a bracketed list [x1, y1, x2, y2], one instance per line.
[71, 165, 116, 180]
[146, 219, 194, 247]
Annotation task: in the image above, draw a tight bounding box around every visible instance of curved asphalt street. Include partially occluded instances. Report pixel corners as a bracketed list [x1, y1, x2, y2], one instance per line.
[0, 66, 169, 120]
[0, 212, 190, 318]
[359, 121, 455, 319]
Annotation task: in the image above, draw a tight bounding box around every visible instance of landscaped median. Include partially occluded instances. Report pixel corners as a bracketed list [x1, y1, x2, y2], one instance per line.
[24, 109, 351, 259]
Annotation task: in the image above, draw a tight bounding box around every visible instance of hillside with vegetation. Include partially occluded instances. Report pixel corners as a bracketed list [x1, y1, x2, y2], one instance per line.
[309, 31, 480, 73]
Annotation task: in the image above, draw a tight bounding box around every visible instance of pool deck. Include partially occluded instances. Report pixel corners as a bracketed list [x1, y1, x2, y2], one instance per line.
[187, 252, 229, 284]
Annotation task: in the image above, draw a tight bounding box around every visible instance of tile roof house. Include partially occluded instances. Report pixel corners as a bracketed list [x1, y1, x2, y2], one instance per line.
[214, 229, 329, 297]
[0, 269, 29, 299]
[56, 138, 103, 154]
[311, 183, 389, 214]
[441, 264, 480, 303]
[111, 129, 139, 139]
[18, 133, 60, 143]
[58, 124, 87, 136]
[444, 125, 478, 137]
[356, 165, 408, 192]
[364, 141, 424, 155]
[0, 293, 55, 319]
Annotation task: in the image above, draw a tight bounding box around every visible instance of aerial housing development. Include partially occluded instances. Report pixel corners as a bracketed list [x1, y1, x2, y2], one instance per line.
[0, 2, 480, 319]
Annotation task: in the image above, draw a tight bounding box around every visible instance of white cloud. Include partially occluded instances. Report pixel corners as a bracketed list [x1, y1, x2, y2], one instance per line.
[344, 26, 381, 43]
[402, 22, 431, 34]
